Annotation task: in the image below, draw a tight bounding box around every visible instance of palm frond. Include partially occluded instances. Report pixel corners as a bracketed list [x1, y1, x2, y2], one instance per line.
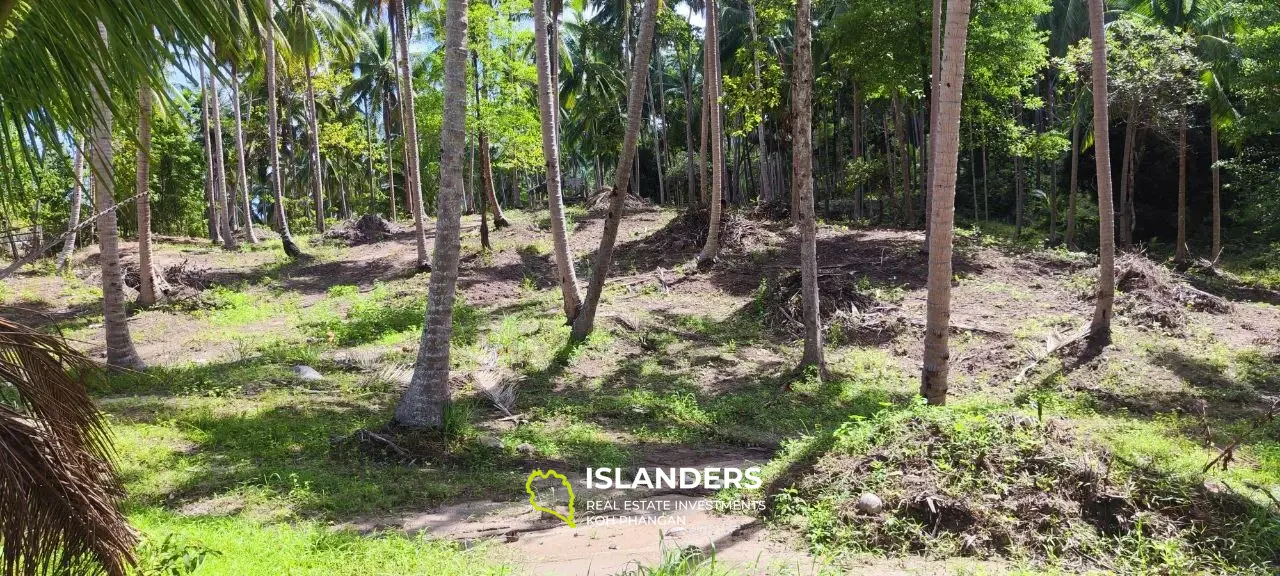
[0, 316, 135, 576]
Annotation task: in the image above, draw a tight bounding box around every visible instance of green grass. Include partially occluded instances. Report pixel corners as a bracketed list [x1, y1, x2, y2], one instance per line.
[129, 509, 513, 575]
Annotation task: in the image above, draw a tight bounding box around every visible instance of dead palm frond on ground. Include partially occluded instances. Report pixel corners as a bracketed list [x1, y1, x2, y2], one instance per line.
[0, 317, 135, 576]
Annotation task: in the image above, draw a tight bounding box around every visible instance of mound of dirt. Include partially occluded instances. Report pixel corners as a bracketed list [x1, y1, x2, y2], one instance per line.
[638, 208, 776, 255]
[121, 259, 211, 301]
[1115, 253, 1232, 330]
[323, 214, 396, 245]
[760, 269, 904, 342]
[784, 408, 1274, 571]
[586, 187, 651, 214]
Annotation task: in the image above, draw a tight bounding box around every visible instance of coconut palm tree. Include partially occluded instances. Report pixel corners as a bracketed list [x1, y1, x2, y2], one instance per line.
[90, 24, 145, 371]
[391, 0, 430, 268]
[263, 0, 305, 259]
[279, 0, 355, 234]
[534, 0, 585, 321]
[348, 23, 401, 220]
[920, 0, 974, 406]
[793, 0, 824, 374]
[697, 0, 725, 264]
[136, 86, 162, 306]
[207, 66, 239, 251]
[570, 0, 661, 343]
[395, 0, 468, 429]
[0, 316, 137, 576]
[1087, 0, 1116, 339]
[55, 138, 86, 271]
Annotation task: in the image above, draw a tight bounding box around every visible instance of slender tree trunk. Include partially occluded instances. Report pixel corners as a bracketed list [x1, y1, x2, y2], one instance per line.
[262, 3, 302, 258]
[793, 0, 824, 372]
[304, 59, 326, 233]
[1014, 153, 1024, 236]
[1067, 118, 1080, 248]
[571, 0, 660, 342]
[136, 87, 160, 307]
[749, 2, 770, 203]
[697, 0, 725, 262]
[534, 0, 584, 321]
[884, 112, 896, 221]
[1118, 115, 1136, 249]
[56, 140, 85, 271]
[208, 68, 238, 250]
[384, 92, 397, 221]
[472, 52, 509, 228]
[982, 142, 989, 222]
[201, 72, 219, 244]
[1211, 122, 1221, 262]
[852, 84, 863, 219]
[395, 0, 469, 429]
[683, 48, 696, 205]
[699, 74, 710, 207]
[926, 0, 942, 235]
[1175, 110, 1189, 263]
[921, 0, 972, 405]
[393, 0, 430, 267]
[231, 64, 258, 243]
[1087, 0, 1115, 339]
[893, 94, 912, 225]
[92, 23, 144, 371]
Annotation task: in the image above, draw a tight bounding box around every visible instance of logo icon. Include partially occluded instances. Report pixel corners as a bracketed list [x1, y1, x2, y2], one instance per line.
[526, 469, 576, 527]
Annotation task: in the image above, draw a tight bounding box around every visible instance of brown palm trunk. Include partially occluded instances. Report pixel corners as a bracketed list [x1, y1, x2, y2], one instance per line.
[92, 23, 144, 371]
[304, 59, 325, 233]
[201, 72, 219, 244]
[1118, 115, 1136, 249]
[136, 87, 160, 306]
[1066, 117, 1080, 248]
[1087, 0, 1115, 338]
[920, 0, 973, 405]
[1175, 110, 1189, 263]
[1211, 122, 1221, 261]
[262, 1, 302, 258]
[208, 69, 238, 250]
[534, 0, 584, 321]
[570, 0, 660, 342]
[893, 93, 912, 225]
[395, 0, 468, 429]
[793, 0, 823, 372]
[392, 0, 429, 266]
[697, 0, 725, 262]
[231, 63, 259, 243]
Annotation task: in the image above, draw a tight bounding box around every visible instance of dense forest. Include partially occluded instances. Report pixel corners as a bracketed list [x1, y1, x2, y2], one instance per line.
[1, 0, 1279, 575]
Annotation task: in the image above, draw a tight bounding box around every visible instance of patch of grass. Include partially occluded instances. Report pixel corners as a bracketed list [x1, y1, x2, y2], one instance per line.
[128, 509, 513, 575]
[302, 284, 480, 347]
[194, 285, 299, 326]
[503, 419, 630, 467]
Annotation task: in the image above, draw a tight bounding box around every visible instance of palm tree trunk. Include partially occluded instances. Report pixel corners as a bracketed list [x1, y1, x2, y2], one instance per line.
[884, 112, 895, 222]
[201, 72, 219, 244]
[1087, 0, 1115, 339]
[852, 84, 863, 219]
[793, 0, 823, 372]
[395, 0, 469, 429]
[1066, 117, 1079, 249]
[1175, 110, 1189, 263]
[893, 93, 912, 225]
[384, 92, 397, 221]
[570, 0, 660, 342]
[1118, 114, 1135, 249]
[697, 0, 725, 263]
[393, 0, 429, 267]
[699, 73, 710, 207]
[471, 52, 509, 228]
[92, 23, 144, 371]
[304, 59, 326, 233]
[534, 0, 584, 321]
[55, 139, 85, 271]
[749, 2, 770, 203]
[208, 67, 238, 250]
[920, 0, 972, 405]
[683, 42, 696, 205]
[262, 2, 302, 259]
[231, 63, 259, 243]
[136, 87, 160, 307]
[1211, 121, 1221, 261]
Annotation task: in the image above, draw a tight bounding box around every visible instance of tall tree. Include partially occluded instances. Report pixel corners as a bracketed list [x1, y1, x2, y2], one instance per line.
[1087, 0, 1115, 338]
[91, 23, 144, 371]
[570, 0, 661, 342]
[263, 0, 305, 259]
[55, 139, 85, 271]
[391, 0, 430, 268]
[136, 86, 162, 306]
[920, 0, 973, 406]
[1175, 110, 1189, 262]
[230, 61, 259, 244]
[697, 0, 725, 263]
[793, 0, 824, 373]
[395, 0, 468, 429]
[207, 67, 238, 250]
[534, 0, 584, 322]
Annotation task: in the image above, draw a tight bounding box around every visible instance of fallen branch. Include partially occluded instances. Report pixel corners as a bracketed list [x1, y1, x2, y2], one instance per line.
[1203, 399, 1279, 473]
[1011, 325, 1092, 383]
